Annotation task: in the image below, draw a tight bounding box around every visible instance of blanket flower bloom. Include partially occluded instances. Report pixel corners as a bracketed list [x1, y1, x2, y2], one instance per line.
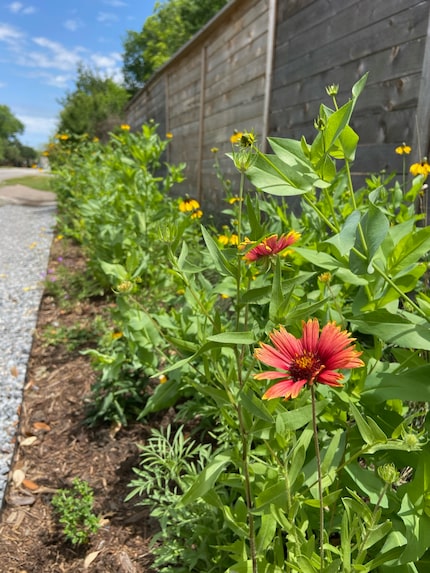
[242, 232, 300, 262]
[255, 319, 364, 400]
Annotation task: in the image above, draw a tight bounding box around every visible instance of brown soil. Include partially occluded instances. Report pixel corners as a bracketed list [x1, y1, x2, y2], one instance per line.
[0, 238, 160, 572]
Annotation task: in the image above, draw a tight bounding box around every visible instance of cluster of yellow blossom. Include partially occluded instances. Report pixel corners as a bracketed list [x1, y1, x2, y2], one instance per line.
[218, 233, 239, 246]
[410, 161, 430, 178]
[179, 197, 203, 219]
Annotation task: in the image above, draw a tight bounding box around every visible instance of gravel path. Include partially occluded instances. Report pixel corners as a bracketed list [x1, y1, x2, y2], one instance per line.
[0, 203, 56, 507]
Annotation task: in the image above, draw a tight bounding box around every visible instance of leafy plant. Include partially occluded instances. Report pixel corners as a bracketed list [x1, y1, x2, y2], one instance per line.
[126, 425, 233, 572]
[51, 477, 100, 545]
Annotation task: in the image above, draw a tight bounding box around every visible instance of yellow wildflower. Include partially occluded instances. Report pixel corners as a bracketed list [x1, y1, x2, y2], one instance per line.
[179, 198, 200, 212]
[410, 160, 430, 178]
[229, 234, 239, 246]
[395, 144, 411, 155]
[166, 132, 173, 139]
[191, 209, 203, 219]
[59, 134, 69, 140]
[112, 331, 123, 340]
[218, 234, 229, 246]
[211, 147, 219, 153]
[228, 196, 243, 204]
[159, 374, 168, 384]
[230, 131, 243, 145]
[318, 272, 332, 283]
[120, 124, 130, 131]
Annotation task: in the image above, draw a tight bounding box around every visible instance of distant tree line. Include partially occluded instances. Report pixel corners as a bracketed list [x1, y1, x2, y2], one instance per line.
[0, 104, 37, 166]
[55, 0, 228, 141]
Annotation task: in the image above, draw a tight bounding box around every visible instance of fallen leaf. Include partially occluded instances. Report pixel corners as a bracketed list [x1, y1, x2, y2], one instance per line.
[83, 550, 101, 569]
[33, 421, 51, 432]
[20, 436, 38, 446]
[22, 479, 39, 491]
[12, 469, 26, 488]
[10, 366, 18, 377]
[8, 494, 36, 507]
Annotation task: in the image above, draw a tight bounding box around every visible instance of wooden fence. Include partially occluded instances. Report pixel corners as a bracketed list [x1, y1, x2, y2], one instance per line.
[126, 0, 430, 218]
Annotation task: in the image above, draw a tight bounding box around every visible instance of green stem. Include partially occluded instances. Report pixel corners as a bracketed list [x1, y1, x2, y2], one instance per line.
[355, 483, 389, 565]
[311, 385, 324, 570]
[237, 404, 258, 572]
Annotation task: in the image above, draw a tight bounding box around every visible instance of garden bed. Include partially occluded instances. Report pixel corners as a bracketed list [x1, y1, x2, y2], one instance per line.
[0, 239, 159, 572]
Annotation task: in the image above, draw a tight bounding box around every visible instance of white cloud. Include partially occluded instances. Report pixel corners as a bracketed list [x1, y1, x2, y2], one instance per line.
[17, 113, 58, 147]
[0, 23, 24, 47]
[63, 19, 84, 32]
[24, 37, 85, 71]
[7, 2, 36, 15]
[97, 12, 118, 24]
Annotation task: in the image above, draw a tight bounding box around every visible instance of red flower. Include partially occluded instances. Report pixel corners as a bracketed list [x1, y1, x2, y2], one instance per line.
[255, 319, 364, 400]
[242, 232, 300, 262]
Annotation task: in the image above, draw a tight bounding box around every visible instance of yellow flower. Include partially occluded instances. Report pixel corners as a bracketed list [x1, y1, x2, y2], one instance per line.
[54, 234, 64, 242]
[229, 234, 239, 246]
[166, 132, 173, 139]
[395, 144, 411, 155]
[230, 131, 243, 145]
[31, 164, 37, 169]
[112, 331, 123, 340]
[159, 374, 168, 384]
[191, 209, 203, 219]
[179, 198, 200, 212]
[318, 272, 332, 283]
[92, 137, 99, 143]
[230, 130, 256, 147]
[228, 196, 243, 204]
[410, 161, 430, 178]
[218, 234, 229, 246]
[211, 147, 219, 153]
[42, 151, 49, 156]
[120, 124, 130, 131]
[59, 134, 69, 140]
[220, 293, 230, 299]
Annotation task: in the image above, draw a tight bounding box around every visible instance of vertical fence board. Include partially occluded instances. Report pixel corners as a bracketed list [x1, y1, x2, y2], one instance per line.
[126, 0, 430, 216]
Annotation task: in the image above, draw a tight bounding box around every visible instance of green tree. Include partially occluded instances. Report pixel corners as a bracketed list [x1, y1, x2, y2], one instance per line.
[0, 104, 24, 141]
[122, 0, 228, 93]
[0, 105, 37, 166]
[57, 65, 130, 140]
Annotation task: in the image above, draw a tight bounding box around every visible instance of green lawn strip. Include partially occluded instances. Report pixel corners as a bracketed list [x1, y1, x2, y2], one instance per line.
[0, 175, 54, 192]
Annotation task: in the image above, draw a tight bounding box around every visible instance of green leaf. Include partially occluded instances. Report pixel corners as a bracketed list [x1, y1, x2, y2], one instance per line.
[362, 365, 430, 403]
[206, 331, 256, 345]
[100, 261, 128, 281]
[139, 377, 182, 418]
[256, 514, 277, 553]
[277, 400, 327, 430]
[180, 452, 231, 505]
[350, 310, 430, 350]
[349, 401, 387, 446]
[239, 389, 273, 423]
[363, 521, 392, 550]
[352, 72, 369, 98]
[388, 226, 430, 275]
[201, 225, 236, 277]
[350, 204, 389, 274]
[325, 210, 360, 256]
[398, 493, 430, 564]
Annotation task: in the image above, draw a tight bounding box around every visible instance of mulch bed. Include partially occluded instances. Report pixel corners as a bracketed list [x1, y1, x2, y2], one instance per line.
[0, 239, 160, 572]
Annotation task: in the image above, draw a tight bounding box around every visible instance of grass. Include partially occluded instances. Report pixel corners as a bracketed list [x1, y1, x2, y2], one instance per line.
[0, 175, 54, 192]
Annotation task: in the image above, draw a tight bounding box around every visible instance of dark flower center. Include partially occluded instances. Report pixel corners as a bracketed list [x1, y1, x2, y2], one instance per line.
[289, 351, 323, 383]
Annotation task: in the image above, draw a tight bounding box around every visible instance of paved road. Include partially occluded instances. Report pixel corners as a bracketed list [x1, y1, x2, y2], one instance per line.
[0, 167, 48, 182]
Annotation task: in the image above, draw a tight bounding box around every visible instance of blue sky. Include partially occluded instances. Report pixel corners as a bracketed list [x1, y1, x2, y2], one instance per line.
[0, 0, 157, 149]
